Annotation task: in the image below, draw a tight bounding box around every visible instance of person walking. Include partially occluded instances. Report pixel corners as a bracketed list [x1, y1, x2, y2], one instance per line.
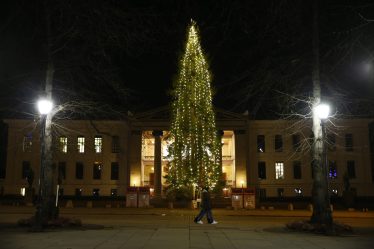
[194, 186, 218, 224]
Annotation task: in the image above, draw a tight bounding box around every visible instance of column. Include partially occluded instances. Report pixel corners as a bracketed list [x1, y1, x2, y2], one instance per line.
[152, 130, 163, 198]
[234, 130, 247, 188]
[128, 130, 142, 187]
[217, 130, 224, 174]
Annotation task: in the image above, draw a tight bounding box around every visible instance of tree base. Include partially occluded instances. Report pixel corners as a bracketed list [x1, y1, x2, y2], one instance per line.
[18, 216, 82, 231]
[286, 220, 353, 235]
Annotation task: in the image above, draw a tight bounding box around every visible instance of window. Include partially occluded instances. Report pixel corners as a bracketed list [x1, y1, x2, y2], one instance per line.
[274, 135, 283, 152]
[347, 161, 356, 179]
[93, 188, 100, 197]
[372, 154, 374, 182]
[20, 187, 26, 196]
[22, 161, 31, 179]
[345, 133, 353, 151]
[277, 188, 284, 198]
[275, 162, 284, 179]
[75, 162, 84, 179]
[111, 162, 119, 180]
[23, 134, 32, 152]
[94, 136, 102, 153]
[329, 161, 338, 179]
[293, 161, 302, 179]
[257, 188, 266, 201]
[258, 161, 266, 179]
[257, 135, 265, 152]
[93, 162, 103, 180]
[112, 136, 120, 153]
[58, 162, 66, 181]
[111, 189, 118, 197]
[77, 136, 85, 153]
[294, 188, 303, 196]
[75, 188, 82, 197]
[292, 134, 301, 152]
[59, 136, 68, 153]
[370, 122, 374, 153]
[327, 133, 336, 151]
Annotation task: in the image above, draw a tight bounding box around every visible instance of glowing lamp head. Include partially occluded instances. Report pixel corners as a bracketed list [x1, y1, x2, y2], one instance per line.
[314, 103, 330, 120]
[37, 99, 53, 115]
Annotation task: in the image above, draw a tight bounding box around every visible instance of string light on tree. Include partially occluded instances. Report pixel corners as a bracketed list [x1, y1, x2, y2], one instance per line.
[167, 20, 221, 189]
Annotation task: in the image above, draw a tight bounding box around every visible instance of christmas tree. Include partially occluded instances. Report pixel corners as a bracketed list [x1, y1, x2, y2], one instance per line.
[167, 21, 221, 189]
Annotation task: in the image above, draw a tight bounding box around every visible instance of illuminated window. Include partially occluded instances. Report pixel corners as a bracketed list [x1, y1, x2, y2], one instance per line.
[77, 136, 85, 153]
[94, 136, 102, 153]
[275, 162, 284, 179]
[294, 188, 303, 196]
[329, 161, 338, 179]
[59, 136, 67, 153]
[23, 134, 32, 152]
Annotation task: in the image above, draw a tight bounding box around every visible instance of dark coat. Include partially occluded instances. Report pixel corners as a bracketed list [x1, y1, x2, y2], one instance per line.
[200, 189, 211, 210]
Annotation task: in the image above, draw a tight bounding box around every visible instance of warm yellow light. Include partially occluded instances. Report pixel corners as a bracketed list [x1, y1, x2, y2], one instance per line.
[131, 175, 140, 187]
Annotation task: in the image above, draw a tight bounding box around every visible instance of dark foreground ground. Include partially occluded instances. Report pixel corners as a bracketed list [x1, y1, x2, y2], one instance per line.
[0, 206, 373, 249]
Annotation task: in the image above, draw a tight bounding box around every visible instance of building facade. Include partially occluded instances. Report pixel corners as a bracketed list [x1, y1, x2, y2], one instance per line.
[1, 107, 374, 199]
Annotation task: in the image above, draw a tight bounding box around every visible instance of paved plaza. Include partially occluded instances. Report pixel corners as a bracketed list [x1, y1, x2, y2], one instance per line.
[0, 207, 374, 249]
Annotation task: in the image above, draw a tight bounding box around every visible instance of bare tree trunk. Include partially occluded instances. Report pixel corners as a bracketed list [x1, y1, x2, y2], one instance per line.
[42, 60, 55, 220]
[37, 0, 56, 225]
[310, 0, 333, 227]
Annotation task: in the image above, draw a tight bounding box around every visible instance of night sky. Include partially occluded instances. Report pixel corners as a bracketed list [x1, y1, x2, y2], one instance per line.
[1, 0, 374, 119]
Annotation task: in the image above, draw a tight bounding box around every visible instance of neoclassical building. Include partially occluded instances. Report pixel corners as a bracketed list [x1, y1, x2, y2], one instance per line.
[1, 107, 374, 200]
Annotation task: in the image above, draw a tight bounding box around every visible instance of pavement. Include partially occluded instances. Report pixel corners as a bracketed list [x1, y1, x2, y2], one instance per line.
[0, 206, 374, 249]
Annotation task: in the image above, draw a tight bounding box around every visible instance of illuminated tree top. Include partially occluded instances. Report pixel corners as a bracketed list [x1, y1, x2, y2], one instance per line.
[168, 21, 221, 189]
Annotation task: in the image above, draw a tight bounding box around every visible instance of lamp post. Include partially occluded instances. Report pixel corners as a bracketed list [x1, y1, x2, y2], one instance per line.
[35, 99, 53, 230]
[314, 103, 332, 220]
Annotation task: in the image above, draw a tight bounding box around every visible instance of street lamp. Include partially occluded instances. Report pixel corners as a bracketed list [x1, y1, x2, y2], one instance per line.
[37, 99, 53, 115]
[35, 98, 53, 229]
[314, 103, 330, 120]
